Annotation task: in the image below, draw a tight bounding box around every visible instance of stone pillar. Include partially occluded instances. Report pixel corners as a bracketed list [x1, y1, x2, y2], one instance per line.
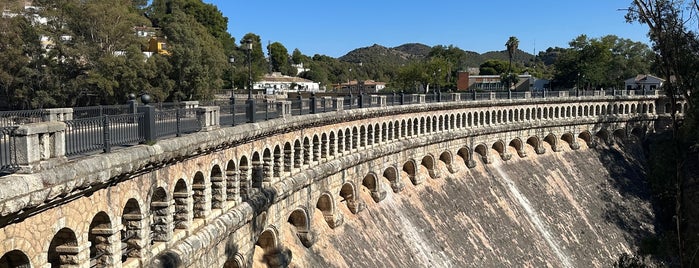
[55, 243, 90, 268]
[328, 135, 336, 158]
[516, 149, 527, 158]
[14, 121, 67, 173]
[524, 92, 531, 99]
[377, 96, 387, 107]
[324, 213, 344, 229]
[262, 155, 272, 185]
[418, 95, 426, 104]
[390, 180, 405, 193]
[197, 106, 220, 131]
[335, 98, 345, 112]
[192, 183, 210, 218]
[43, 108, 73, 121]
[451, 93, 461, 102]
[273, 150, 282, 179]
[294, 143, 302, 169]
[182, 101, 199, 109]
[303, 142, 311, 166]
[499, 152, 512, 161]
[225, 169, 241, 204]
[239, 164, 251, 200]
[173, 192, 192, 229]
[312, 140, 320, 162]
[151, 200, 174, 242]
[297, 230, 317, 248]
[347, 199, 366, 214]
[91, 226, 120, 267]
[210, 175, 226, 209]
[276, 101, 292, 118]
[122, 213, 147, 260]
[427, 167, 441, 179]
[535, 144, 546, 154]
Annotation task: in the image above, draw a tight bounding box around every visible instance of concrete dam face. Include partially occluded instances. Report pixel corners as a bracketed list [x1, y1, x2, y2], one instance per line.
[268, 142, 652, 267]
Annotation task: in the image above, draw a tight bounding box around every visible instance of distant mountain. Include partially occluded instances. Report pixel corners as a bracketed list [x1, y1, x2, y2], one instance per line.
[338, 43, 536, 70]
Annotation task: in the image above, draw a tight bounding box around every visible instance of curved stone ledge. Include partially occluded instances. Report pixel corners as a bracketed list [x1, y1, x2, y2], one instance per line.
[0, 95, 660, 219]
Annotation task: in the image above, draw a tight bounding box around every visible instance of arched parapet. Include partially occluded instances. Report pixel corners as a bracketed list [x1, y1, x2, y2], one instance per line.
[474, 144, 491, 164]
[287, 208, 316, 248]
[492, 140, 512, 161]
[544, 133, 561, 152]
[526, 136, 546, 154]
[339, 182, 365, 214]
[402, 159, 423, 185]
[439, 150, 459, 174]
[362, 172, 387, 203]
[383, 165, 405, 193]
[561, 132, 580, 150]
[509, 138, 527, 158]
[316, 192, 343, 228]
[578, 130, 596, 148]
[48, 227, 89, 268]
[457, 147, 476, 168]
[421, 154, 441, 179]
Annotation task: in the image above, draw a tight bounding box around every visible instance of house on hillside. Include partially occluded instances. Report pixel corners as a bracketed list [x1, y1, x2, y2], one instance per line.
[334, 80, 387, 93]
[457, 72, 548, 91]
[254, 72, 321, 93]
[624, 74, 664, 91]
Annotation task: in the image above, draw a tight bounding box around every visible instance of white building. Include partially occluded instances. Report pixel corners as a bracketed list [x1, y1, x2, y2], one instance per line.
[624, 74, 664, 91]
[254, 72, 321, 94]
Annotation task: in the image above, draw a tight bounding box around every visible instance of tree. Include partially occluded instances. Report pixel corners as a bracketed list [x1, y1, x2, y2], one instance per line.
[268, 42, 294, 75]
[505, 36, 519, 74]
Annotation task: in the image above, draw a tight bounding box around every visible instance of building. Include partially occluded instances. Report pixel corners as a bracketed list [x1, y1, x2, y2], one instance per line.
[457, 72, 546, 91]
[624, 74, 664, 91]
[254, 72, 321, 93]
[335, 80, 387, 93]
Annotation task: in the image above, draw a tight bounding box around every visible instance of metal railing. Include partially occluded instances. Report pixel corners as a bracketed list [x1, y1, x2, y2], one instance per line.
[72, 105, 131, 119]
[155, 108, 201, 139]
[0, 109, 45, 127]
[0, 126, 18, 174]
[66, 113, 146, 156]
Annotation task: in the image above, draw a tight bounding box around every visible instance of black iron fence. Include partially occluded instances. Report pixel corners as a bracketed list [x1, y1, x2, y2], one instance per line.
[155, 108, 201, 139]
[72, 105, 132, 119]
[0, 109, 46, 127]
[0, 126, 18, 174]
[66, 113, 146, 156]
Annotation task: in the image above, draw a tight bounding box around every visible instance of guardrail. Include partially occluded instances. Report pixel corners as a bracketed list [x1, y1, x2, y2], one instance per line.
[0, 89, 663, 175]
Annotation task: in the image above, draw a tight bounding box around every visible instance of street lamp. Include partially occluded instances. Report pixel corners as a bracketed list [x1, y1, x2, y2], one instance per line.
[243, 40, 255, 122]
[229, 55, 236, 126]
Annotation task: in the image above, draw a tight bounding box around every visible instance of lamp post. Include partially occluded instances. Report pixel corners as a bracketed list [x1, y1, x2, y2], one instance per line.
[243, 40, 255, 123]
[229, 56, 236, 125]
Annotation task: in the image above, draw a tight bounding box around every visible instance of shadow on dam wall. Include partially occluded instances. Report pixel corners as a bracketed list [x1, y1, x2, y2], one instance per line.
[253, 139, 655, 268]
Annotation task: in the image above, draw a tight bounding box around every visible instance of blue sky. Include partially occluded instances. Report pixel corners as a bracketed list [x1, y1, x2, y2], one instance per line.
[205, 0, 650, 58]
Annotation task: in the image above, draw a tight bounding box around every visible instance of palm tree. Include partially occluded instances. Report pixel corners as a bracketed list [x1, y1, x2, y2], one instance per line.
[505, 36, 519, 74]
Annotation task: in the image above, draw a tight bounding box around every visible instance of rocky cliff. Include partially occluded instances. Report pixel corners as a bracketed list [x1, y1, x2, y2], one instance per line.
[257, 141, 654, 267]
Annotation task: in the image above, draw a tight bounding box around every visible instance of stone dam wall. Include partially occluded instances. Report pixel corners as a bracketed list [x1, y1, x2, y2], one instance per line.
[269, 142, 653, 267]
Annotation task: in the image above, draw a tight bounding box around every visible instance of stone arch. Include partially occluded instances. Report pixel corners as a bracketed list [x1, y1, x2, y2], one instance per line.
[613, 129, 627, 141]
[649, 103, 655, 114]
[402, 159, 420, 185]
[352, 126, 359, 149]
[359, 125, 367, 147]
[311, 135, 320, 162]
[340, 182, 364, 214]
[48, 228, 79, 267]
[239, 155, 251, 200]
[337, 129, 344, 154]
[383, 165, 404, 193]
[544, 133, 560, 152]
[363, 172, 386, 202]
[497, 110, 502, 124]
[387, 122, 394, 140]
[210, 164, 224, 209]
[479, 111, 485, 125]
[150, 187, 172, 244]
[470, 112, 476, 127]
[625, 104, 630, 114]
[366, 124, 374, 146]
[555, 106, 560, 118]
[288, 208, 316, 248]
[438, 115, 445, 131]
[381, 123, 388, 142]
[192, 171, 208, 219]
[419, 117, 425, 134]
[344, 128, 351, 152]
[317, 192, 342, 228]
[394, 120, 400, 139]
[561, 132, 580, 150]
[474, 144, 490, 164]
[328, 131, 337, 157]
[631, 126, 646, 139]
[121, 198, 144, 262]
[457, 147, 475, 168]
[426, 116, 432, 133]
[273, 145, 283, 178]
[173, 179, 191, 229]
[432, 115, 438, 132]
[292, 140, 303, 170]
[303, 137, 311, 165]
[456, 113, 462, 128]
[527, 136, 545, 154]
[0, 250, 31, 268]
[509, 138, 526, 158]
[631, 103, 637, 114]
[421, 154, 439, 179]
[400, 119, 406, 138]
[492, 140, 511, 161]
[439, 151, 458, 173]
[642, 103, 648, 113]
[222, 252, 245, 268]
[283, 142, 293, 174]
[252, 151, 264, 188]
[578, 131, 594, 147]
[255, 228, 283, 267]
[89, 211, 115, 267]
[374, 123, 381, 144]
[596, 129, 612, 145]
[519, 108, 525, 121]
[413, 117, 419, 135]
[225, 160, 239, 204]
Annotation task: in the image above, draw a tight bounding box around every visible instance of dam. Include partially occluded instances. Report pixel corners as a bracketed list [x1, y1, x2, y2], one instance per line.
[0, 91, 676, 267]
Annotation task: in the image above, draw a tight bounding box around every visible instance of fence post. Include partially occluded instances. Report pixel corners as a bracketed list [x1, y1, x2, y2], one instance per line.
[400, 92, 405, 105]
[359, 93, 365, 108]
[246, 97, 256, 123]
[265, 99, 270, 120]
[197, 106, 220, 131]
[138, 105, 156, 143]
[297, 95, 303, 115]
[176, 108, 182, 137]
[103, 115, 111, 153]
[230, 93, 236, 126]
[310, 93, 317, 114]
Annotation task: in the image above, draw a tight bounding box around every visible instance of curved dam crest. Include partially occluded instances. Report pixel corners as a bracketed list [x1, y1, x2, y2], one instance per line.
[277, 142, 653, 267]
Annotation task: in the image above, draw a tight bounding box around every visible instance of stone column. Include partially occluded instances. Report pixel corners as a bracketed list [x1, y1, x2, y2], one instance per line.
[197, 106, 220, 131]
[43, 108, 73, 121]
[210, 175, 226, 209]
[335, 98, 345, 112]
[173, 192, 192, 229]
[225, 169, 241, 204]
[150, 200, 173, 242]
[276, 101, 292, 118]
[14, 121, 67, 173]
[239, 164, 251, 200]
